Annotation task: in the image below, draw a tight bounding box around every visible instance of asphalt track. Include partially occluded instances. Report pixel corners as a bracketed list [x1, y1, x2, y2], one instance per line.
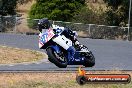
[0, 33, 132, 71]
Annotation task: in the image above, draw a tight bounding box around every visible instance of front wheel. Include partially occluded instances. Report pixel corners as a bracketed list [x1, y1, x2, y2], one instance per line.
[47, 47, 67, 68]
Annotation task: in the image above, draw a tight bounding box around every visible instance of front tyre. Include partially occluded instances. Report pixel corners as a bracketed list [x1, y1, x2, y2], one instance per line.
[47, 47, 67, 68]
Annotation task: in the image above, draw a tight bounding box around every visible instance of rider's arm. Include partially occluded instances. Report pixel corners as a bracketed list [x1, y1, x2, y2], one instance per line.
[52, 24, 65, 34]
[52, 24, 78, 38]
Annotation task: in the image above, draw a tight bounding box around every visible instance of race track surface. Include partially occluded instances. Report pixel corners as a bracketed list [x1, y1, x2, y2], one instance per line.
[0, 33, 132, 71]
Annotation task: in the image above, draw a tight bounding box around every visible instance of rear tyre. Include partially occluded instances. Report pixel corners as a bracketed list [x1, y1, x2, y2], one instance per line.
[47, 47, 67, 68]
[84, 51, 95, 67]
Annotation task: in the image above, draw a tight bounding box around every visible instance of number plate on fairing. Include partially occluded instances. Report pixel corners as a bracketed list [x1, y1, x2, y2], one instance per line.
[39, 29, 55, 48]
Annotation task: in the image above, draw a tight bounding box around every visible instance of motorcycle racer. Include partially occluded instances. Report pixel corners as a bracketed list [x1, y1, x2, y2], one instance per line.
[38, 18, 83, 62]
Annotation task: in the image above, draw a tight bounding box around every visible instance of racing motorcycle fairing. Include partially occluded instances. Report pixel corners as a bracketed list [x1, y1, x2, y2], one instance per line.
[52, 34, 73, 50]
[38, 27, 95, 67]
[39, 28, 55, 48]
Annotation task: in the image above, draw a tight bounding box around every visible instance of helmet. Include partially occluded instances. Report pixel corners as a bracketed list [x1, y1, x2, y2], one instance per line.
[38, 18, 51, 32]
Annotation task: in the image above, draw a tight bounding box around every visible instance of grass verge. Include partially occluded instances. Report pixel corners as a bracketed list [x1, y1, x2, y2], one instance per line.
[0, 71, 131, 88]
[0, 45, 47, 64]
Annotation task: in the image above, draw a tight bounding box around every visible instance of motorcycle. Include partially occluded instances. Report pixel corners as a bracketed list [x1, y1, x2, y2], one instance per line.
[39, 28, 95, 68]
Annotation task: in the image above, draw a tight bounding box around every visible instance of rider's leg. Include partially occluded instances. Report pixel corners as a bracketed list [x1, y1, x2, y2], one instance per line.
[67, 46, 75, 61]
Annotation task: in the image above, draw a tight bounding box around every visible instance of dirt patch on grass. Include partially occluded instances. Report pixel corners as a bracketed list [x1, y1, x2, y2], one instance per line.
[0, 71, 131, 88]
[0, 46, 47, 64]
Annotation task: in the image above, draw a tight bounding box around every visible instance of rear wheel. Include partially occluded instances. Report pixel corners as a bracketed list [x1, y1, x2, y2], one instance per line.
[47, 47, 67, 68]
[83, 51, 95, 67]
[79, 45, 95, 67]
